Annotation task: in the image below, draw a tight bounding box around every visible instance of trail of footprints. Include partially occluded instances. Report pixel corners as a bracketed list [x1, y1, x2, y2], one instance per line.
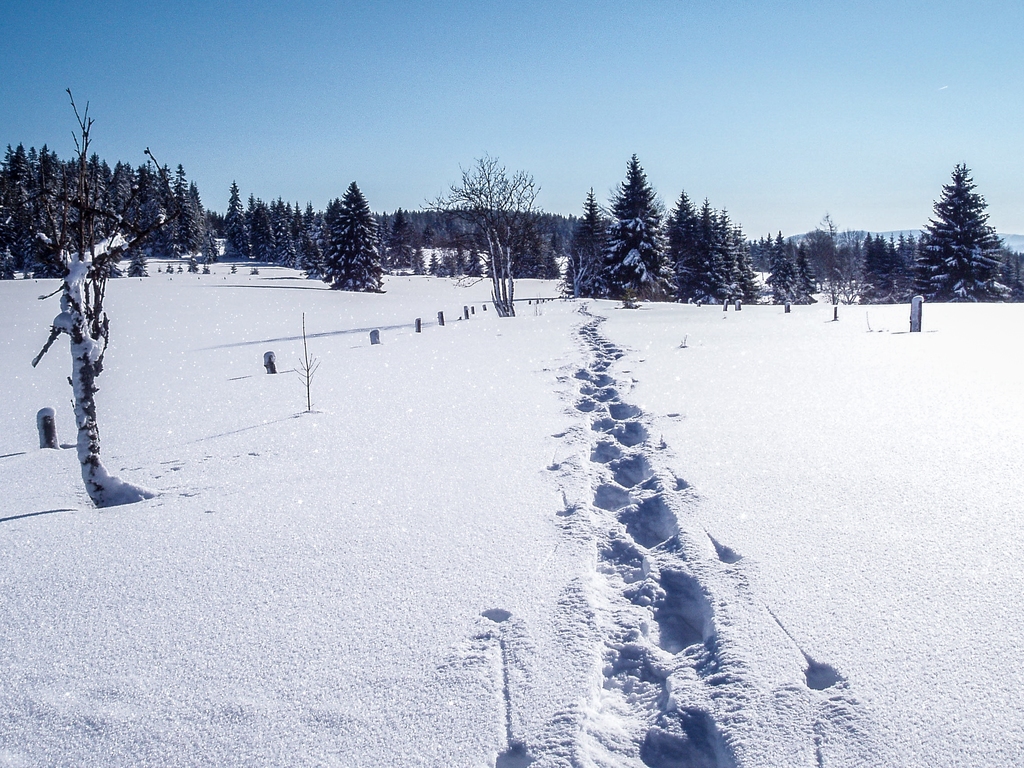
[563, 311, 873, 767]
[570, 316, 734, 767]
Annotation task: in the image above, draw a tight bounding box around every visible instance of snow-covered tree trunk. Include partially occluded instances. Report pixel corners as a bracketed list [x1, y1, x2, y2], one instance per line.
[57, 254, 154, 505]
[31, 91, 177, 508]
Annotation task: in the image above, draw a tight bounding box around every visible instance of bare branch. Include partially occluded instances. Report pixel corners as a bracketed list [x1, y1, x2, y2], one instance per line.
[31, 325, 64, 368]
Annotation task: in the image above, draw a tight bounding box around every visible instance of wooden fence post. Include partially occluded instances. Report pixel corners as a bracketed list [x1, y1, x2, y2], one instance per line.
[415, 318, 422, 333]
[37, 407, 58, 449]
[264, 351, 277, 374]
[723, 299, 728, 311]
[370, 329, 381, 345]
[437, 311, 445, 326]
[785, 301, 791, 313]
[464, 306, 470, 320]
[833, 305, 839, 322]
[735, 300, 742, 311]
[910, 296, 923, 332]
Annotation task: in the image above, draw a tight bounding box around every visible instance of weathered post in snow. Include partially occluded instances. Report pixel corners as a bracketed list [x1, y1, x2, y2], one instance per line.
[264, 351, 277, 374]
[483, 304, 487, 311]
[464, 306, 470, 320]
[910, 296, 923, 333]
[735, 300, 742, 311]
[723, 299, 728, 311]
[415, 318, 422, 333]
[833, 305, 839, 322]
[437, 311, 445, 327]
[37, 407, 58, 449]
[471, 306, 475, 315]
[370, 329, 381, 345]
[785, 301, 791, 313]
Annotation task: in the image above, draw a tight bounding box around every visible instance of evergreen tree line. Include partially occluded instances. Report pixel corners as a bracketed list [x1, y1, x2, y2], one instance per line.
[565, 155, 760, 305]
[217, 184, 570, 283]
[741, 165, 1022, 305]
[374, 209, 567, 280]
[564, 158, 1022, 306]
[1, 143, 209, 279]
[6, 145, 1018, 304]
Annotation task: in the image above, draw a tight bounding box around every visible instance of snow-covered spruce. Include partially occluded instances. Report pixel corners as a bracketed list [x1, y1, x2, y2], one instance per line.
[321, 181, 383, 292]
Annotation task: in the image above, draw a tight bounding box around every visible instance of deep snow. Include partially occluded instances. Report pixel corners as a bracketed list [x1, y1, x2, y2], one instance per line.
[2, 267, 1022, 766]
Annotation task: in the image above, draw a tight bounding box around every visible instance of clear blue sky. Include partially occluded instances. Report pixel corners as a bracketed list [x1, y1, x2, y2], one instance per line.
[3, 0, 1022, 236]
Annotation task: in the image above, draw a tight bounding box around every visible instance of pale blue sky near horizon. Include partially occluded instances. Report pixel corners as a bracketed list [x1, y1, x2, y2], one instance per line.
[2, 0, 1022, 236]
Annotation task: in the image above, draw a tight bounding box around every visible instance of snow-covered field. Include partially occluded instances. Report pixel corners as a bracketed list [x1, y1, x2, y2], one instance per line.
[2, 267, 1022, 767]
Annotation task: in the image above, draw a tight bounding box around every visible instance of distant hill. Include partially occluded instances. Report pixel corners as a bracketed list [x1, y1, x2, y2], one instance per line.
[788, 230, 1024, 252]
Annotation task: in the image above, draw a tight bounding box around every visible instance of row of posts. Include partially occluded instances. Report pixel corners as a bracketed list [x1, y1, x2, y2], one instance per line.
[715, 295, 924, 331]
[264, 298, 556, 369]
[264, 295, 926, 372]
[32, 297, 926, 449]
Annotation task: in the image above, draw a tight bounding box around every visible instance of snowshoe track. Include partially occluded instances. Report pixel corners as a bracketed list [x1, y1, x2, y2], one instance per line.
[553, 306, 887, 767]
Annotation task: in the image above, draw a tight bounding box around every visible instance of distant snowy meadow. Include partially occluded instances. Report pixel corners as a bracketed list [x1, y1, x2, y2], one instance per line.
[2, 268, 1023, 766]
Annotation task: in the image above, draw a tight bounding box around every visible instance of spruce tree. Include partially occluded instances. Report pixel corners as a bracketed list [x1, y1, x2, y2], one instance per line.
[668, 191, 701, 301]
[126, 247, 148, 277]
[299, 203, 325, 278]
[862, 234, 901, 303]
[918, 164, 1004, 301]
[730, 222, 760, 304]
[322, 182, 382, 292]
[690, 199, 727, 302]
[248, 199, 275, 262]
[794, 242, 816, 303]
[202, 228, 219, 266]
[224, 182, 249, 259]
[604, 155, 671, 300]
[0, 247, 14, 280]
[566, 190, 607, 297]
[767, 232, 796, 303]
[388, 209, 414, 272]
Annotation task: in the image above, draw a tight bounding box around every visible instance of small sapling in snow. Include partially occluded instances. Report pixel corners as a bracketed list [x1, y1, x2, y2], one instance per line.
[296, 313, 320, 412]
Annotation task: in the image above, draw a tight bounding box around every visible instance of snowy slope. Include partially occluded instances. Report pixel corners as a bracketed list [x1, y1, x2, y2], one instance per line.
[2, 270, 592, 767]
[595, 299, 1024, 767]
[3, 270, 1023, 766]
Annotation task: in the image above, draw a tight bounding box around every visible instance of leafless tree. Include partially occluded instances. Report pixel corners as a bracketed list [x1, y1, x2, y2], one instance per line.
[431, 155, 539, 317]
[836, 229, 864, 304]
[295, 313, 320, 412]
[805, 216, 864, 305]
[31, 91, 178, 507]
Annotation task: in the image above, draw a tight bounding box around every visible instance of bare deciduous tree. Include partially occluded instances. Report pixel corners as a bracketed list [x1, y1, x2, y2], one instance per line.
[431, 156, 539, 317]
[295, 313, 320, 412]
[32, 91, 178, 507]
[804, 215, 862, 304]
